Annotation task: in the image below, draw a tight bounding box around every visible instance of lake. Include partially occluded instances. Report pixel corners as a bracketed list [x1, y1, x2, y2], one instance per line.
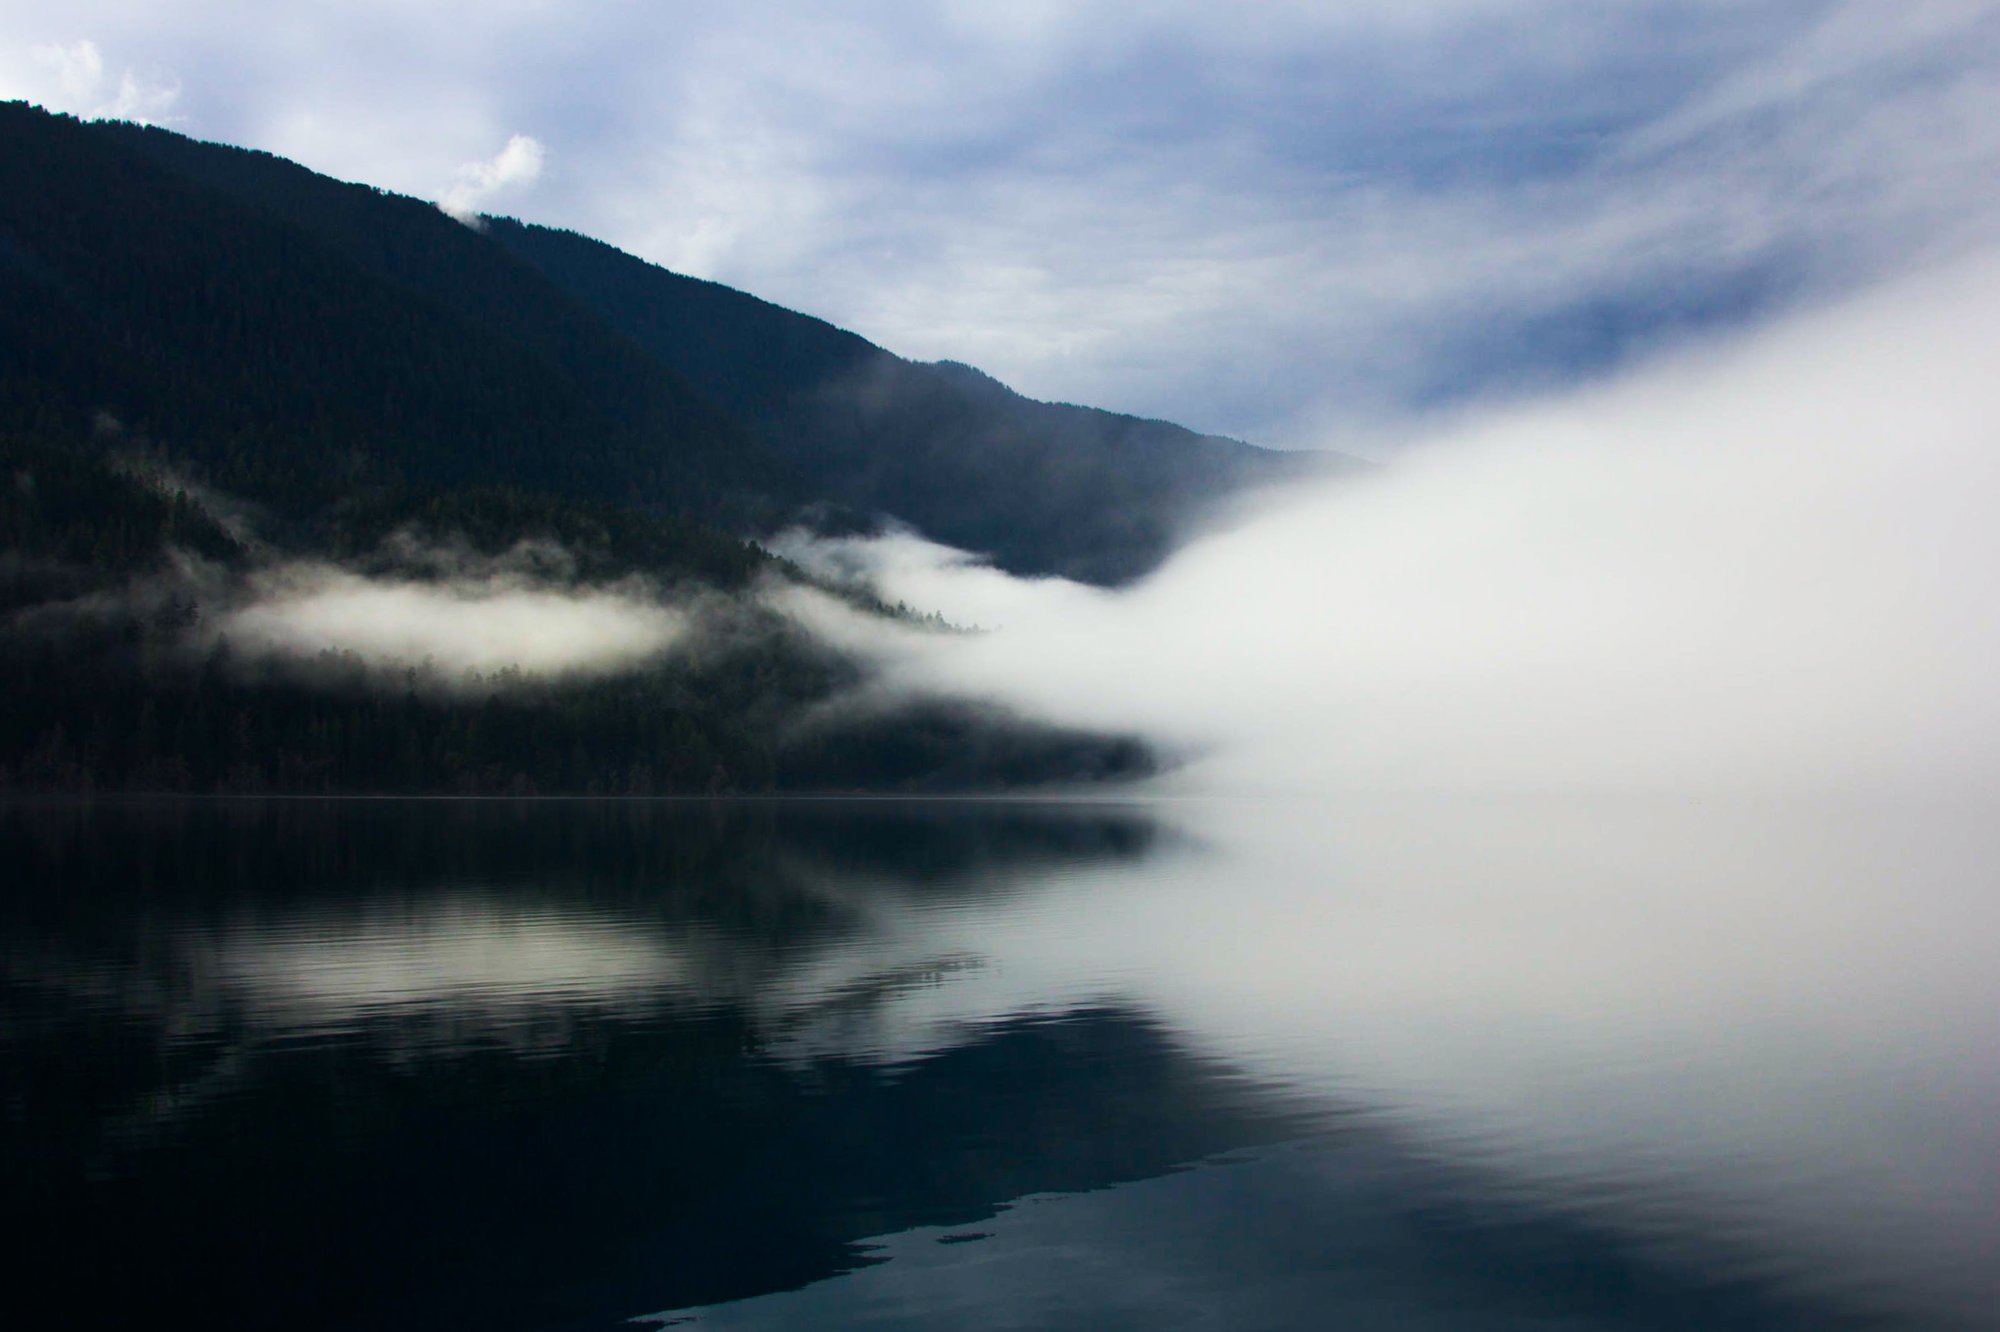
[2, 794, 1994, 1330]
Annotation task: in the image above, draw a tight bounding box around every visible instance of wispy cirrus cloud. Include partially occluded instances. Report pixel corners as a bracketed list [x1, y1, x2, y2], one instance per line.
[3, 2, 1996, 446]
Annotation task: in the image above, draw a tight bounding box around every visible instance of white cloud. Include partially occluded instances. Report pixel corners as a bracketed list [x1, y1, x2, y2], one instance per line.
[4, 3, 1997, 442]
[30, 37, 101, 99]
[93, 67, 180, 123]
[513, 0, 2000, 444]
[438, 131, 546, 223]
[22, 36, 178, 123]
[808, 247, 2000, 797]
[770, 527, 1104, 632]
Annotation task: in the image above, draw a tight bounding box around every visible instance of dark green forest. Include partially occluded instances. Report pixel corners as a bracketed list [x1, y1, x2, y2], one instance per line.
[0, 100, 1260, 793]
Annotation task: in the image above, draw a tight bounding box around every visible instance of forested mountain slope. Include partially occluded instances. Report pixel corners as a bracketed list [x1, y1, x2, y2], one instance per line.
[0, 101, 1312, 791]
[486, 218, 1310, 582]
[3, 101, 1315, 581]
[0, 104, 789, 529]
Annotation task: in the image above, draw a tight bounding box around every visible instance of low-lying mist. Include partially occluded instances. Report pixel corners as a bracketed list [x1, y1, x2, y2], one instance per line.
[212, 558, 687, 683]
[53, 248, 1996, 796]
[786, 250, 2000, 796]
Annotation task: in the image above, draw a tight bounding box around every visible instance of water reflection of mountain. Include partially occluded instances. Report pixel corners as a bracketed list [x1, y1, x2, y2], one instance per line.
[11, 996, 1307, 1325]
[2, 795, 1165, 922]
[6, 993, 1889, 1332]
[0, 799, 1917, 1331]
[1, 798, 1165, 1031]
[1, 798, 1196, 1328]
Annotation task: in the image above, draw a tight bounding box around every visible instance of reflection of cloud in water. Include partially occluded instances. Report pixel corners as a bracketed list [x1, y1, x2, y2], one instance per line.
[4, 796, 1994, 1327]
[0, 799, 1167, 1091]
[207, 900, 689, 1022]
[749, 795, 2000, 1328]
[193, 894, 1006, 1062]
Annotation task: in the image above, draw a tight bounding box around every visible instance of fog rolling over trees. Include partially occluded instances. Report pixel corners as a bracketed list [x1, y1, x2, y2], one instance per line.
[796, 251, 2000, 799]
[6, 95, 1998, 800]
[0, 103, 1190, 794]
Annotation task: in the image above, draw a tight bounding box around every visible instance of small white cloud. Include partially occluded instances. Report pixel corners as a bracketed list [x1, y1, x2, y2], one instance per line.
[27, 37, 178, 124]
[93, 68, 181, 124]
[438, 132, 546, 224]
[31, 38, 103, 100]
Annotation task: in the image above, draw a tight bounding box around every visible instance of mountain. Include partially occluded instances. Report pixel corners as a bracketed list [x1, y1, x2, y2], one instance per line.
[0, 103, 791, 530]
[1, 101, 1304, 582]
[0, 101, 1312, 793]
[0, 427, 1156, 797]
[484, 218, 1308, 582]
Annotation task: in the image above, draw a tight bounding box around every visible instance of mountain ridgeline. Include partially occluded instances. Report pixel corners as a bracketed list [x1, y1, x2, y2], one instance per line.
[0, 104, 787, 530]
[480, 219, 1308, 583]
[0, 101, 1304, 792]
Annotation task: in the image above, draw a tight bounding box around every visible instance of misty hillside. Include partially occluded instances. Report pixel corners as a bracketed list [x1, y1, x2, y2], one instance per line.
[0, 425, 1154, 796]
[0, 102, 1305, 582]
[481, 218, 1311, 582]
[0, 101, 1187, 794]
[0, 101, 1333, 793]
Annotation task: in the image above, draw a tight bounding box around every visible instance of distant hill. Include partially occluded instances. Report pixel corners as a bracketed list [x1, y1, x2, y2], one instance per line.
[484, 218, 1309, 582]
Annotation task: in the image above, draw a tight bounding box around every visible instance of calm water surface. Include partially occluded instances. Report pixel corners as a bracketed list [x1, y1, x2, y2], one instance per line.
[2, 794, 1994, 1330]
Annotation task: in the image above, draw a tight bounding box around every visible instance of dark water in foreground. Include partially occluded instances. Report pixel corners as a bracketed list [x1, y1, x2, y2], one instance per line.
[2, 795, 1994, 1330]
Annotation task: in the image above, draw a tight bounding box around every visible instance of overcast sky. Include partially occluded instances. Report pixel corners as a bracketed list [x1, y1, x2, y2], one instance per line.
[6, 2, 1999, 449]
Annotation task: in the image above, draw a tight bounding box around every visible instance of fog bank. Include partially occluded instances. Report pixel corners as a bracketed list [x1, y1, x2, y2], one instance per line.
[804, 252, 2000, 795]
